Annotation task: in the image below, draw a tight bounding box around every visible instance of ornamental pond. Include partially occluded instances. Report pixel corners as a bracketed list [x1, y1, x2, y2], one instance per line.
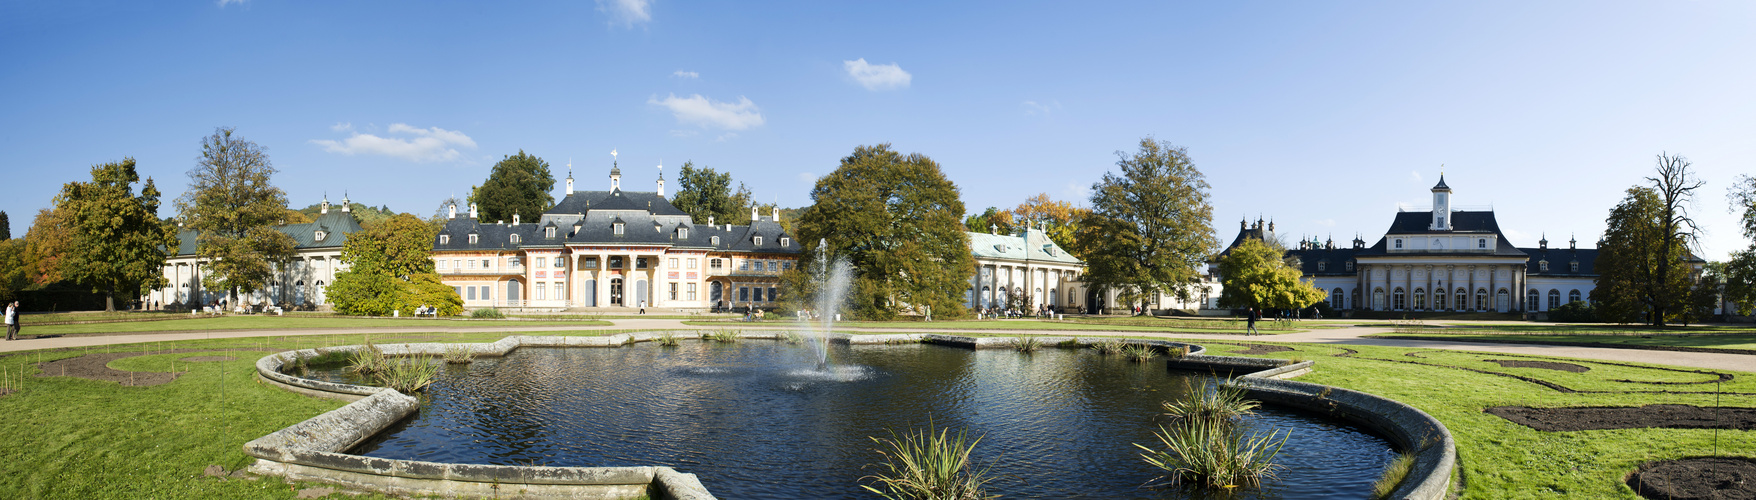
[309, 341, 1397, 499]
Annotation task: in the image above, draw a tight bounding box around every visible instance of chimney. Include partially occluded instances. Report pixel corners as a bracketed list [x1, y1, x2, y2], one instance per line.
[469, 203, 478, 219]
[513, 213, 520, 225]
[448, 203, 457, 220]
[708, 215, 715, 226]
[771, 205, 779, 221]
[751, 205, 759, 222]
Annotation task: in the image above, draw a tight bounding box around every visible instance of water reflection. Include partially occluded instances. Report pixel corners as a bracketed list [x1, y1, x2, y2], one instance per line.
[336, 343, 1393, 499]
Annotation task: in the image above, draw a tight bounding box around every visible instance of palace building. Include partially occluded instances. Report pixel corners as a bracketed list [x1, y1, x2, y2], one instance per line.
[966, 225, 1087, 313]
[431, 164, 800, 312]
[151, 196, 366, 310]
[1223, 176, 1694, 314]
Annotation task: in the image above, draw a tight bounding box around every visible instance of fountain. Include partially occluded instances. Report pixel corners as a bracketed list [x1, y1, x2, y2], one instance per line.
[802, 238, 853, 371]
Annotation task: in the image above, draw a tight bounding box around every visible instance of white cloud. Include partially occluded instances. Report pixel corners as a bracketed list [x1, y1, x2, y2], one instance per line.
[672, 70, 698, 79]
[798, 172, 817, 183]
[597, 0, 652, 26]
[1410, 171, 1424, 183]
[648, 93, 765, 130]
[217, 0, 246, 6]
[1022, 100, 1061, 116]
[1064, 182, 1090, 201]
[1315, 218, 1336, 227]
[668, 129, 700, 138]
[310, 123, 477, 163]
[715, 133, 738, 142]
[844, 58, 911, 91]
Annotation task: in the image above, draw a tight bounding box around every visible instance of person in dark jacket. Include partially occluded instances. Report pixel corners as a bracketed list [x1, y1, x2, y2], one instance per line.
[1245, 307, 1259, 336]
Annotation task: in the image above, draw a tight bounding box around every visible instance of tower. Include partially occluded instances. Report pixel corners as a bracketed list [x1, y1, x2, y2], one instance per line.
[1430, 172, 1452, 231]
[610, 162, 621, 190]
[656, 161, 665, 198]
[565, 158, 575, 195]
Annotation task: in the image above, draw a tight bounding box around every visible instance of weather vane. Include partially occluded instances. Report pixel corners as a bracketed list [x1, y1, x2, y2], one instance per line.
[610, 149, 618, 161]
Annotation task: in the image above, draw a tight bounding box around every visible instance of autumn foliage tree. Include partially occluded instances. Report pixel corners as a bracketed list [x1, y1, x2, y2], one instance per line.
[175, 128, 298, 305]
[1217, 238, 1325, 312]
[328, 213, 461, 316]
[1074, 138, 1218, 313]
[1592, 154, 1703, 326]
[55, 158, 177, 311]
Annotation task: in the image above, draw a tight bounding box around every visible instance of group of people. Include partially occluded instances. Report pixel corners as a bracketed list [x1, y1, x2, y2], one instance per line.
[4, 301, 19, 341]
[979, 304, 1059, 319]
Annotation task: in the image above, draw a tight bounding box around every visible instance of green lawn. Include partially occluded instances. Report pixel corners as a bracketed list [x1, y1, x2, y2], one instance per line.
[19, 316, 614, 337]
[0, 330, 1748, 498]
[1369, 332, 1756, 353]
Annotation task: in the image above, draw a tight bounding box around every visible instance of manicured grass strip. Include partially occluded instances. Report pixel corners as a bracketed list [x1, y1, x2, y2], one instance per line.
[1369, 333, 1756, 354]
[21, 316, 615, 337]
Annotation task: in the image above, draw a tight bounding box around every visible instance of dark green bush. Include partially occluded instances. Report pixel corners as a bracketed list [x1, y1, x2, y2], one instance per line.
[1548, 301, 1598, 323]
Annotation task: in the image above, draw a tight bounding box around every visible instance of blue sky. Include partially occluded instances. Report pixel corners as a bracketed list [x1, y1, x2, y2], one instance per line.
[3, 1, 1754, 260]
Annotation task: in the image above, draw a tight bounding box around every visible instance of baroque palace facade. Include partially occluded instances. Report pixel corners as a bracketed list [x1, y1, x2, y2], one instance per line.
[151, 196, 365, 309]
[1231, 176, 1697, 314]
[431, 165, 800, 312]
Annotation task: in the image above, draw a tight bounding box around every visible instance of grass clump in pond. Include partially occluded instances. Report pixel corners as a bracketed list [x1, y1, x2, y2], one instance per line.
[710, 329, 740, 343]
[1008, 336, 1042, 352]
[1371, 452, 1417, 498]
[1122, 344, 1158, 362]
[861, 423, 996, 500]
[656, 332, 681, 346]
[1137, 381, 1287, 490]
[1092, 339, 1127, 355]
[442, 345, 474, 364]
[346, 342, 389, 376]
[783, 331, 805, 345]
[378, 355, 439, 393]
[469, 308, 505, 319]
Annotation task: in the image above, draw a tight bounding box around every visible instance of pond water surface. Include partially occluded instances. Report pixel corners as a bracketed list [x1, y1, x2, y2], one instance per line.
[328, 343, 1395, 499]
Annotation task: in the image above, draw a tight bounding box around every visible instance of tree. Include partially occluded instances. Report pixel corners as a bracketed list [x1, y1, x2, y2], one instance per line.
[963, 207, 1013, 235]
[1592, 187, 1694, 325]
[670, 161, 756, 225]
[174, 127, 298, 305]
[328, 213, 460, 316]
[1074, 138, 1218, 314]
[0, 210, 9, 241]
[284, 209, 313, 224]
[22, 208, 70, 287]
[794, 144, 976, 319]
[1008, 193, 1087, 257]
[0, 240, 25, 304]
[469, 151, 554, 223]
[1217, 238, 1326, 312]
[55, 158, 177, 311]
[1723, 175, 1756, 316]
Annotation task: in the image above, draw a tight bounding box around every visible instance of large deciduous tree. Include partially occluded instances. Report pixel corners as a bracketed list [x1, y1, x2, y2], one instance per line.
[1074, 138, 1217, 314]
[469, 151, 554, 223]
[328, 213, 461, 316]
[1008, 193, 1087, 258]
[963, 207, 1014, 235]
[1592, 181, 1700, 326]
[1217, 238, 1325, 312]
[55, 158, 177, 311]
[670, 161, 756, 225]
[1723, 174, 1756, 316]
[175, 127, 298, 305]
[795, 144, 975, 320]
[22, 208, 71, 287]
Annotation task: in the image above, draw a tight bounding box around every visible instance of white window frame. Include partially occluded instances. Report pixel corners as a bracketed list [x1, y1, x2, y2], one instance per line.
[687, 258, 698, 269]
[613, 223, 624, 235]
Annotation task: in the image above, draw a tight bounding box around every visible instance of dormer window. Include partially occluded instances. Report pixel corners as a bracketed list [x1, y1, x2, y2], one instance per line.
[613, 223, 625, 235]
[315, 230, 327, 241]
[439, 234, 450, 245]
[1478, 239, 1487, 249]
[1394, 239, 1403, 249]
[1539, 260, 1549, 272]
[711, 236, 720, 245]
[1345, 260, 1355, 271]
[679, 227, 689, 239]
[1570, 261, 1579, 272]
[468, 234, 478, 245]
[754, 236, 763, 246]
[1318, 260, 1328, 272]
[780, 237, 789, 248]
[510, 233, 521, 244]
[545, 227, 556, 238]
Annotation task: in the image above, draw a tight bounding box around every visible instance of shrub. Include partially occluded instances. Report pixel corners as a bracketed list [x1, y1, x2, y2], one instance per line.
[861, 424, 996, 500]
[1161, 381, 1259, 424]
[470, 308, 505, 319]
[1008, 336, 1042, 352]
[1372, 452, 1417, 498]
[1548, 300, 1599, 323]
[1136, 416, 1288, 489]
[442, 345, 473, 364]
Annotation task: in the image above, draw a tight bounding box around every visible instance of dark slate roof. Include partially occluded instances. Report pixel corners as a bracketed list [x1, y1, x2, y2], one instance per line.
[546, 189, 688, 217]
[1285, 247, 1364, 276]
[168, 209, 366, 257]
[1433, 175, 1450, 191]
[1358, 211, 1527, 257]
[433, 218, 537, 251]
[1521, 247, 1598, 276]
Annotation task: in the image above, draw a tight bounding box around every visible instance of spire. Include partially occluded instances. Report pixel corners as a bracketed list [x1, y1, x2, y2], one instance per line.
[609, 149, 621, 190]
[565, 157, 575, 195]
[1540, 232, 1548, 250]
[656, 159, 666, 198]
[1569, 233, 1577, 250]
[340, 192, 351, 212]
[320, 193, 330, 215]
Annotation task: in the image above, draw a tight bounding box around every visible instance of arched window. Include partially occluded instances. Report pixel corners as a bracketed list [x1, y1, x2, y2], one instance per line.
[1527, 289, 1540, 310]
[545, 226, 556, 238]
[1478, 239, 1487, 249]
[1475, 288, 1488, 311]
[1331, 288, 1345, 309]
[1393, 287, 1406, 310]
[1394, 239, 1403, 249]
[678, 227, 689, 239]
[1413, 288, 1426, 310]
[1455, 288, 1468, 311]
[1548, 289, 1561, 310]
[1373, 287, 1386, 311]
[1435, 289, 1447, 310]
[1568, 289, 1581, 303]
[510, 233, 520, 243]
[1496, 289, 1509, 312]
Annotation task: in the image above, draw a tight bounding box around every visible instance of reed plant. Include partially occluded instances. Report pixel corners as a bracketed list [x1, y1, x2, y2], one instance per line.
[346, 342, 389, 376]
[1162, 381, 1259, 424]
[1008, 336, 1042, 352]
[1092, 339, 1127, 355]
[657, 332, 681, 346]
[783, 331, 805, 345]
[1122, 344, 1158, 362]
[442, 345, 474, 364]
[861, 424, 996, 500]
[377, 355, 440, 393]
[711, 329, 740, 343]
[1371, 452, 1417, 498]
[1136, 416, 1288, 489]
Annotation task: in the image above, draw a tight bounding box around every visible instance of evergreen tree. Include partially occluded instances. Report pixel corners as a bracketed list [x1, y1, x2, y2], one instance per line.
[55, 158, 178, 311]
[1217, 238, 1325, 312]
[174, 127, 298, 305]
[670, 161, 755, 225]
[0, 210, 9, 241]
[468, 151, 554, 223]
[1074, 138, 1218, 314]
[795, 144, 976, 319]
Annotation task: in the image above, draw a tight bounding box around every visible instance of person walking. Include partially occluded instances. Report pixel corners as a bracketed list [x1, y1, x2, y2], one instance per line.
[5, 301, 19, 341]
[1245, 307, 1259, 336]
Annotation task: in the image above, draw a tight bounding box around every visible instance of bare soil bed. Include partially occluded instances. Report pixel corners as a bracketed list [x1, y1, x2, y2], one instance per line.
[35, 349, 266, 387]
[1484, 359, 1590, 372]
[1628, 457, 1756, 500]
[1487, 404, 1756, 432]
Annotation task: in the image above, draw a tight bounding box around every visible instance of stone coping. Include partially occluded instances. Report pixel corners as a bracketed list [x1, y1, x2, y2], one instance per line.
[250, 331, 1451, 500]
